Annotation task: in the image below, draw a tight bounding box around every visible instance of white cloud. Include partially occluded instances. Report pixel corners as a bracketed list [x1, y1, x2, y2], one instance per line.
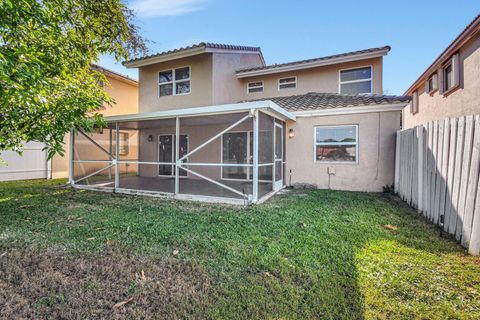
[131, 0, 208, 17]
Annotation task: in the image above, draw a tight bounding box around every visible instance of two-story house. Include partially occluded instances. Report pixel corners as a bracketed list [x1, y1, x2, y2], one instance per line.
[403, 14, 480, 128]
[70, 43, 409, 204]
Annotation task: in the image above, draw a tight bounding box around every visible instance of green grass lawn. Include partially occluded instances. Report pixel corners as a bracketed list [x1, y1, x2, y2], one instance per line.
[1, 179, 479, 319]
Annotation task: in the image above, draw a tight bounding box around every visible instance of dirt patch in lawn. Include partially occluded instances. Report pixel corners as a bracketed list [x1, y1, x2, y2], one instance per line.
[0, 247, 211, 319]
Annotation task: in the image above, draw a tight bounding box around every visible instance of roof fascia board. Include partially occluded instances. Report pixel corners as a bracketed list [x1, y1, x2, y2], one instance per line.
[292, 103, 407, 117]
[204, 48, 261, 55]
[103, 72, 138, 86]
[236, 49, 389, 78]
[103, 100, 295, 123]
[124, 46, 206, 68]
[124, 47, 265, 69]
[405, 17, 480, 95]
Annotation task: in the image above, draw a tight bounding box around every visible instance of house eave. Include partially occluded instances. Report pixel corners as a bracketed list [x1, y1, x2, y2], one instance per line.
[124, 47, 264, 68]
[103, 100, 296, 123]
[291, 103, 407, 117]
[124, 47, 207, 68]
[236, 49, 389, 78]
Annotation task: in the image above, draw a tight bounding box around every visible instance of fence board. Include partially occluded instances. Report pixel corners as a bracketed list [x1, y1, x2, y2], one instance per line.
[445, 117, 458, 234]
[462, 115, 480, 247]
[408, 129, 414, 205]
[439, 119, 450, 224]
[451, 117, 466, 236]
[423, 124, 428, 214]
[429, 121, 439, 222]
[428, 122, 434, 217]
[417, 126, 424, 212]
[396, 114, 480, 255]
[425, 122, 433, 217]
[470, 177, 480, 255]
[433, 120, 445, 224]
[456, 115, 474, 241]
[395, 131, 400, 194]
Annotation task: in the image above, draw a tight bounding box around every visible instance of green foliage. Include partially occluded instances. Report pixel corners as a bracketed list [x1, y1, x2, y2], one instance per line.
[0, 0, 147, 158]
[1, 180, 480, 319]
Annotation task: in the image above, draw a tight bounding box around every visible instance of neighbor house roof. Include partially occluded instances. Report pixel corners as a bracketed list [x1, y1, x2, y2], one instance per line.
[244, 92, 410, 113]
[92, 64, 138, 87]
[405, 14, 480, 95]
[124, 42, 264, 68]
[236, 46, 391, 78]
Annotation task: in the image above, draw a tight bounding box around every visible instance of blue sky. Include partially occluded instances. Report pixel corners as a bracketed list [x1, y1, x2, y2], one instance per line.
[99, 0, 479, 95]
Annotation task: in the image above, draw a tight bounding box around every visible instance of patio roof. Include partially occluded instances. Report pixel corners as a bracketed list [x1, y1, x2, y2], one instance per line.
[103, 100, 296, 123]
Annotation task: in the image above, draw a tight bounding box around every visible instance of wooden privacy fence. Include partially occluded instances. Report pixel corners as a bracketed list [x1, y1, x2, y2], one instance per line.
[395, 115, 480, 255]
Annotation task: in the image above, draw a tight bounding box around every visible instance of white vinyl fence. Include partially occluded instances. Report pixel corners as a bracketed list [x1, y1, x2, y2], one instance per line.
[395, 115, 480, 255]
[0, 141, 50, 181]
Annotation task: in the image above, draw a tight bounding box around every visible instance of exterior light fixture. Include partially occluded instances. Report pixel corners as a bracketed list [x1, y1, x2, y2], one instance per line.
[289, 128, 295, 138]
[148, 134, 153, 142]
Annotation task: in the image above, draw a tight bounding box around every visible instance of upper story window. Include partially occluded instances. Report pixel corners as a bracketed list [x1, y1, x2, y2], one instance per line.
[426, 74, 438, 94]
[247, 81, 263, 93]
[440, 53, 459, 95]
[278, 77, 297, 90]
[159, 66, 190, 97]
[410, 91, 419, 114]
[315, 125, 358, 163]
[339, 66, 372, 95]
[444, 63, 453, 91]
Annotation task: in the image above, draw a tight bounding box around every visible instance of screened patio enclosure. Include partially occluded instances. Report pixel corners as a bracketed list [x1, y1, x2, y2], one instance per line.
[70, 101, 295, 204]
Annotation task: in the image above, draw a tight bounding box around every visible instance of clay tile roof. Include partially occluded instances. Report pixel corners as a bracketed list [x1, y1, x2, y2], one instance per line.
[125, 42, 262, 65]
[243, 92, 410, 112]
[236, 46, 391, 73]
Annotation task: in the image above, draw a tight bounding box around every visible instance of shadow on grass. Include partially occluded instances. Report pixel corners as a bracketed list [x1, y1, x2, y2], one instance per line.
[0, 180, 478, 319]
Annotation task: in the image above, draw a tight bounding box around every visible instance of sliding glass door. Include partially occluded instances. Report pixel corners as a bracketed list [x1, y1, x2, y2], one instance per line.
[221, 130, 278, 182]
[158, 134, 188, 177]
[222, 132, 248, 180]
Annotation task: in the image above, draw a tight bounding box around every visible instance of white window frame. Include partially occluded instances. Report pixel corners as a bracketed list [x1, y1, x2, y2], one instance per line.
[157, 133, 189, 177]
[338, 66, 373, 95]
[313, 125, 359, 164]
[247, 81, 264, 94]
[158, 66, 191, 97]
[278, 76, 297, 90]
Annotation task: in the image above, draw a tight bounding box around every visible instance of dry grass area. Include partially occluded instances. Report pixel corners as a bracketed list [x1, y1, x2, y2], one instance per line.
[0, 246, 210, 319]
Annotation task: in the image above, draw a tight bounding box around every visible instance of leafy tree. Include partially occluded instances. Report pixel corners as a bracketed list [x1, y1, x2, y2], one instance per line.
[0, 0, 147, 158]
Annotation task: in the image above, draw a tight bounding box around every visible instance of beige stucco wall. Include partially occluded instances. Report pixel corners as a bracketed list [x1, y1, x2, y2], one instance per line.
[101, 76, 139, 116]
[52, 74, 139, 179]
[403, 35, 480, 128]
[212, 53, 264, 105]
[286, 110, 400, 192]
[138, 54, 213, 112]
[238, 57, 383, 100]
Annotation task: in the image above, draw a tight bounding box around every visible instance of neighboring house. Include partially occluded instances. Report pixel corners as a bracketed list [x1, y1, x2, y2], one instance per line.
[0, 65, 138, 181]
[403, 14, 480, 128]
[70, 42, 410, 204]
